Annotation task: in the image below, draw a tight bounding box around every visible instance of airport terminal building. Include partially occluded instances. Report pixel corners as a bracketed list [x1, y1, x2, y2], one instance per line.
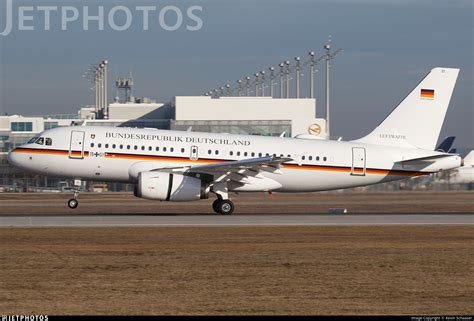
[0, 96, 326, 191]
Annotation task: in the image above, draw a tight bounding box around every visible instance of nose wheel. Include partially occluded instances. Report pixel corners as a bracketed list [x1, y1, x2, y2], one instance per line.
[68, 198, 79, 209]
[68, 179, 81, 209]
[212, 199, 235, 215]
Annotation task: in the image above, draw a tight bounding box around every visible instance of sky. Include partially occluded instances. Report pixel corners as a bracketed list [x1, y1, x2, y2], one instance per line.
[0, 0, 472, 147]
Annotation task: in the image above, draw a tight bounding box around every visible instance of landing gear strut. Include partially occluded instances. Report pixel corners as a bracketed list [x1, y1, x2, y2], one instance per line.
[212, 198, 235, 215]
[68, 179, 81, 209]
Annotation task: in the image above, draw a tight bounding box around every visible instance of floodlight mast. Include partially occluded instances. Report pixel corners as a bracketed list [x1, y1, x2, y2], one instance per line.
[260, 70, 266, 97]
[309, 51, 315, 99]
[295, 57, 301, 98]
[269, 67, 275, 98]
[279, 63, 285, 98]
[323, 42, 342, 138]
[285, 60, 290, 98]
[255, 73, 260, 97]
[102, 60, 108, 119]
[246, 76, 251, 96]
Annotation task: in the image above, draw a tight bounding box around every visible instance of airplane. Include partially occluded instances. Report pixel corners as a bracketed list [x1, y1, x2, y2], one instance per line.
[449, 151, 474, 185]
[8, 67, 462, 215]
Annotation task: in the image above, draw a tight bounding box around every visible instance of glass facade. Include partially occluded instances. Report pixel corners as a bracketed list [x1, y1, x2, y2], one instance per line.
[11, 122, 33, 132]
[171, 120, 291, 137]
[44, 122, 59, 130]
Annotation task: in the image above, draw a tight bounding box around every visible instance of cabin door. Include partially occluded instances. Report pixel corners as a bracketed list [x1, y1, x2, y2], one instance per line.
[351, 147, 366, 176]
[69, 131, 85, 159]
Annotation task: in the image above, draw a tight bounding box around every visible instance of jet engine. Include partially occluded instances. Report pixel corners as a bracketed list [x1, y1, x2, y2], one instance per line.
[134, 171, 209, 202]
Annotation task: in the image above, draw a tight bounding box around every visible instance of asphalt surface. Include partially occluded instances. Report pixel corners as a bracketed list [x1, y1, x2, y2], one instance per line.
[0, 214, 473, 227]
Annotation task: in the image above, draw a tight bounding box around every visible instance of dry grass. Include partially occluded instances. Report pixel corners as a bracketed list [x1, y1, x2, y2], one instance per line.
[0, 226, 473, 315]
[0, 191, 473, 215]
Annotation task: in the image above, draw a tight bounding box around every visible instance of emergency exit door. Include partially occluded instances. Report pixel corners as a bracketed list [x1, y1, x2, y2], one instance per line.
[69, 131, 85, 159]
[351, 147, 366, 176]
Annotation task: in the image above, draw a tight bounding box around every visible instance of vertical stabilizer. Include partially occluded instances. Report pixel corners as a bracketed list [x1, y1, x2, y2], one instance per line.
[355, 68, 459, 150]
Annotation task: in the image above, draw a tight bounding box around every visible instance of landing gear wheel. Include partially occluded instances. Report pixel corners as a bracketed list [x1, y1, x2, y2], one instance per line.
[212, 199, 221, 214]
[218, 200, 234, 215]
[68, 198, 79, 209]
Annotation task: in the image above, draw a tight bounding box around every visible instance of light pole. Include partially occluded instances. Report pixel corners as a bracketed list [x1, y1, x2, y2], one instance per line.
[295, 57, 301, 98]
[309, 51, 315, 99]
[323, 43, 342, 138]
[255, 73, 260, 97]
[246, 76, 251, 96]
[269, 67, 275, 98]
[279, 63, 285, 98]
[285, 60, 290, 98]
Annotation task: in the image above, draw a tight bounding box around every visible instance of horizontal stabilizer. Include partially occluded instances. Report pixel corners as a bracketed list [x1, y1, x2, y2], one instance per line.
[396, 154, 456, 164]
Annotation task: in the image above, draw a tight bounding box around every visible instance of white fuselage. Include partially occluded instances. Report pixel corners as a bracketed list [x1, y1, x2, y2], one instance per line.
[8, 126, 462, 192]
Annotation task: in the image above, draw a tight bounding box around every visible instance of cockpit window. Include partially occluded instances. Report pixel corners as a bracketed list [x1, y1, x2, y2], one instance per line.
[28, 137, 39, 144]
[35, 137, 44, 145]
[45, 138, 52, 146]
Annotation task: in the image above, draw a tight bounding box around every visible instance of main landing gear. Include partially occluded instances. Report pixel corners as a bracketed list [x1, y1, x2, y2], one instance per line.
[211, 183, 234, 215]
[68, 179, 81, 209]
[212, 198, 235, 215]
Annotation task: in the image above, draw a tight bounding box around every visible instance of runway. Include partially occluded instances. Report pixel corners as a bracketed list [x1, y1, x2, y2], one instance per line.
[0, 214, 472, 227]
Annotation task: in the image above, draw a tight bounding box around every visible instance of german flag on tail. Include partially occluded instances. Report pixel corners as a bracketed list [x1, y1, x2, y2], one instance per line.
[420, 89, 435, 99]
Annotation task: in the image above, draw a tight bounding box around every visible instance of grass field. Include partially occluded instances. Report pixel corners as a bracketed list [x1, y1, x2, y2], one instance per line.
[0, 226, 473, 315]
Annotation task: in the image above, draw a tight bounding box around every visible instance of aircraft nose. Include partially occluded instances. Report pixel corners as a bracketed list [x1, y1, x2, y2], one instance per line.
[7, 148, 25, 168]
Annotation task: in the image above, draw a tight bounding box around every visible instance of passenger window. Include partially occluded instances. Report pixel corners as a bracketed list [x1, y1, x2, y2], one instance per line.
[237, 151, 241, 156]
[244, 152, 248, 157]
[208, 150, 212, 154]
[156, 147, 159, 151]
[181, 148, 185, 153]
[91, 143, 95, 148]
[170, 147, 174, 152]
[251, 152, 255, 157]
[119, 145, 123, 149]
[127, 145, 130, 150]
[36, 137, 44, 145]
[309, 156, 313, 161]
[215, 150, 219, 155]
[258, 153, 262, 157]
[148, 146, 152, 151]
[230, 151, 233, 156]
[323, 157, 327, 161]
[105, 144, 109, 148]
[163, 147, 167, 152]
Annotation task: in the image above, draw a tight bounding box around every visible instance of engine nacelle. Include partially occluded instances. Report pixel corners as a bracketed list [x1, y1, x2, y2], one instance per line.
[134, 171, 209, 202]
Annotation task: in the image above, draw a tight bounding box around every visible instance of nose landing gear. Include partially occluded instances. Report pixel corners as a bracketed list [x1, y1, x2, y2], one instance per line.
[68, 179, 81, 209]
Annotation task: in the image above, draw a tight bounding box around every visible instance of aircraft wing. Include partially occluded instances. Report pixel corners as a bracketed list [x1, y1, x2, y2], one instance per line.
[154, 156, 292, 184]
